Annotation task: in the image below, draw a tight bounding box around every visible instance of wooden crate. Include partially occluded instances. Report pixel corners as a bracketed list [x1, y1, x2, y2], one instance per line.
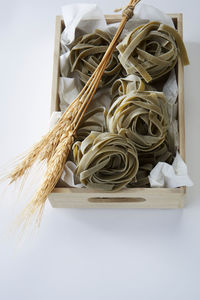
[49, 14, 186, 209]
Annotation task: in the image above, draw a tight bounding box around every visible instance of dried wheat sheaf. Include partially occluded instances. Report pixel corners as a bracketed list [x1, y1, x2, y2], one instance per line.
[0, 0, 140, 235]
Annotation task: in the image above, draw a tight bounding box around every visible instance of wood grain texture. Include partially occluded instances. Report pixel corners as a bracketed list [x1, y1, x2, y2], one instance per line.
[49, 14, 186, 209]
[177, 14, 186, 161]
[49, 187, 185, 208]
[50, 16, 62, 115]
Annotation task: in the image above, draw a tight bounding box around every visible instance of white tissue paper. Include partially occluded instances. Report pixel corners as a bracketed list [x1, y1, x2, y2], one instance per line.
[49, 111, 62, 130]
[50, 2, 191, 189]
[149, 152, 193, 188]
[60, 161, 83, 188]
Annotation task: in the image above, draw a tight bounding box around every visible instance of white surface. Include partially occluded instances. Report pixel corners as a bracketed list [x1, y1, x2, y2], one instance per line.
[0, 0, 199, 299]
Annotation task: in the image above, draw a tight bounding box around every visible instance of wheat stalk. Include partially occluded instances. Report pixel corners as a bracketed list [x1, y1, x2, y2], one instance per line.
[7, 0, 140, 232]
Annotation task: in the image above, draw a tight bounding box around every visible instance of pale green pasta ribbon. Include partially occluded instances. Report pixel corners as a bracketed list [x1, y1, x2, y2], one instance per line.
[70, 29, 122, 87]
[117, 21, 189, 83]
[111, 74, 153, 102]
[107, 91, 169, 152]
[129, 142, 173, 187]
[73, 132, 139, 191]
[76, 106, 107, 141]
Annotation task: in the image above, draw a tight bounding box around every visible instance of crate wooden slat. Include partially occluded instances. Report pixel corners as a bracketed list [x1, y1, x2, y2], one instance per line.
[49, 14, 186, 209]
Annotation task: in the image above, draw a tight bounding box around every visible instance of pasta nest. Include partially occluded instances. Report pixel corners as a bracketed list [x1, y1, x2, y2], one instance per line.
[117, 21, 189, 83]
[73, 131, 139, 191]
[70, 29, 122, 87]
[111, 74, 153, 102]
[107, 91, 169, 152]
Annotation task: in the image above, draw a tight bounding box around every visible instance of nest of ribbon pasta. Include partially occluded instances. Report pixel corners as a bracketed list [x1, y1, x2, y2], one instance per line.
[73, 132, 139, 191]
[107, 91, 169, 152]
[117, 21, 189, 82]
[70, 29, 123, 87]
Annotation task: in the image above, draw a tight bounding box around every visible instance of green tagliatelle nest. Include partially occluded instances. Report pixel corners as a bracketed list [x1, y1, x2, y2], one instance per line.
[73, 131, 139, 191]
[111, 74, 153, 102]
[117, 21, 189, 83]
[107, 91, 169, 152]
[70, 29, 123, 87]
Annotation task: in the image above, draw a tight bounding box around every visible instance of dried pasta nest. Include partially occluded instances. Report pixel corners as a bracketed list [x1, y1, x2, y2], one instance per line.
[117, 21, 189, 83]
[111, 74, 154, 102]
[107, 91, 169, 152]
[73, 131, 139, 191]
[70, 29, 122, 87]
[129, 142, 174, 187]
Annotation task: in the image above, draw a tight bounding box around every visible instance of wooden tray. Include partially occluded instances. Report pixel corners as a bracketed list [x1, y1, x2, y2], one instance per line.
[48, 14, 186, 209]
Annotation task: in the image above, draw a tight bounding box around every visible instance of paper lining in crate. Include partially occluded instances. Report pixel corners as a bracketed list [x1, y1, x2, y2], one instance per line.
[48, 13, 187, 209]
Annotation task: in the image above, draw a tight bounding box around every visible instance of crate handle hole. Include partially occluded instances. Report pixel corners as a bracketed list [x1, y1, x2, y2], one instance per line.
[88, 197, 146, 203]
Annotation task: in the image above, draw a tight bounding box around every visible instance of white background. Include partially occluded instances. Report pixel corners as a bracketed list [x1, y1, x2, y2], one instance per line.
[0, 0, 200, 299]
